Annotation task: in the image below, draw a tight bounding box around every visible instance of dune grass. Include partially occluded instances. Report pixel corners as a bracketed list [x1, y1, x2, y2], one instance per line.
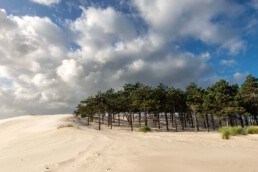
[139, 125, 151, 133]
[245, 126, 258, 134]
[219, 126, 258, 139]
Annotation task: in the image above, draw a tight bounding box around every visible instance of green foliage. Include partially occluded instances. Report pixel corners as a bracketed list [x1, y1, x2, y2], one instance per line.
[230, 126, 245, 136]
[185, 82, 203, 113]
[219, 127, 242, 139]
[238, 75, 258, 116]
[73, 75, 258, 132]
[167, 87, 187, 113]
[219, 128, 231, 139]
[245, 126, 258, 134]
[219, 126, 258, 139]
[197, 113, 205, 118]
[139, 125, 151, 133]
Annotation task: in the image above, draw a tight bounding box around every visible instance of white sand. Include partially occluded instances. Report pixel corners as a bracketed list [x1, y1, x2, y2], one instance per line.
[0, 114, 258, 172]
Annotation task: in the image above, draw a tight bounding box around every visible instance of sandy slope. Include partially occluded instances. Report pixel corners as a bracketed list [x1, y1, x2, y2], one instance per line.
[0, 115, 258, 172]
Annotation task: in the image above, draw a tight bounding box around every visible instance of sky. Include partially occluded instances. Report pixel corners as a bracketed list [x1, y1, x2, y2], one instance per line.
[0, 0, 258, 117]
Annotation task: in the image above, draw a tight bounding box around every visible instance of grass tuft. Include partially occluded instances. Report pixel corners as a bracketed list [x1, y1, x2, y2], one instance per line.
[245, 126, 258, 134]
[230, 126, 245, 136]
[219, 126, 258, 139]
[57, 124, 74, 129]
[219, 127, 231, 139]
[139, 125, 151, 133]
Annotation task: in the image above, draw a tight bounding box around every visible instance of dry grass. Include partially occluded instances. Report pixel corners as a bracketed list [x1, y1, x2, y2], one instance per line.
[57, 123, 75, 129]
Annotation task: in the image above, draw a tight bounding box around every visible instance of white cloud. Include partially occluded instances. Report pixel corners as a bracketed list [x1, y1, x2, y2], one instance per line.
[70, 7, 137, 63]
[68, 6, 213, 88]
[133, 0, 245, 54]
[0, 8, 74, 116]
[31, 0, 61, 6]
[232, 72, 248, 84]
[220, 59, 238, 67]
[57, 59, 84, 83]
[222, 39, 246, 56]
[0, 2, 251, 117]
[0, 6, 213, 116]
[32, 73, 56, 87]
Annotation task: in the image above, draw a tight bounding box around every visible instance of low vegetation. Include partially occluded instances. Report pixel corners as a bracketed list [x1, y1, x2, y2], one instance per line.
[57, 123, 74, 129]
[139, 125, 151, 133]
[219, 126, 258, 139]
[245, 126, 258, 134]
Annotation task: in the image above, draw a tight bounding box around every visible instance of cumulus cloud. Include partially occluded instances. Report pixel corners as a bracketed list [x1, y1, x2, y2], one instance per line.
[57, 59, 84, 83]
[0, 1, 252, 117]
[31, 0, 61, 6]
[0, 8, 75, 116]
[70, 7, 137, 62]
[132, 0, 245, 54]
[69, 6, 212, 88]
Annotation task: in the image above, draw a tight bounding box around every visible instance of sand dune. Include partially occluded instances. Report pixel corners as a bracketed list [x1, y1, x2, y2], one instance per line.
[0, 114, 257, 172]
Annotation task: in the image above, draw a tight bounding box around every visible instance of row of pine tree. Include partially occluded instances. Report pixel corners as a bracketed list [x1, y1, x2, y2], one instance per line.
[74, 75, 258, 131]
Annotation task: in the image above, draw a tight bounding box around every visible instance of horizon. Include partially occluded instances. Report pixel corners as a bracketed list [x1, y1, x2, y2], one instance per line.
[0, 0, 258, 117]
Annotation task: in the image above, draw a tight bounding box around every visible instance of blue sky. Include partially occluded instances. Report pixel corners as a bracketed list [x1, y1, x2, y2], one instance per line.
[0, 0, 258, 116]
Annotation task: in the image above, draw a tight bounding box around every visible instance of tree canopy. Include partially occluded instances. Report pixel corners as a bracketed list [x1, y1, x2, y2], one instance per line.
[74, 75, 258, 131]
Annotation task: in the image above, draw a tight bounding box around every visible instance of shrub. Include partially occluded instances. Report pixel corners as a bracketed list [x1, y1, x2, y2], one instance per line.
[219, 126, 258, 139]
[230, 126, 245, 136]
[139, 125, 151, 133]
[245, 126, 258, 134]
[222, 130, 231, 139]
[219, 127, 231, 139]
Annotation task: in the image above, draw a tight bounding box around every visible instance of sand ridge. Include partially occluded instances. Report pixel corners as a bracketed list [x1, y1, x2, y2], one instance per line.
[0, 114, 257, 172]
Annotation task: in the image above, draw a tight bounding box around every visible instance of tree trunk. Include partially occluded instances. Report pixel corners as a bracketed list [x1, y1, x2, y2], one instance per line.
[158, 113, 161, 129]
[244, 116, 249, 126]
[144, 112, 148, 126]
[234, 115, 238, 126]
[239, 114, 244, 128]
[190, 113, 194, 128]
[98, 112, 101, 130]
[171, 113, 174, 127]
[174, 112, 178, 132]
[112, 114, 115, 123]
[172, 112, 178, 132]
[180, 113, 184, 130]
[154, 113, 157, 127]
[193, 112, 199, 132]
[219, 118, 222, 127]
[110, 113, 113, 129]
[108, 112, 110, 127]
[184, 113, 187, 128]
[203, 119, 206, 128]
[211, 114, 215, 130]
[118, 113, 120, 126]
[126, 113, 130, 123]
[102, 113, 105, 124]
[165, 111, 169, 131]
[229, 115, 234, 127]
[205, 114, 210, 132]
[138, 112, 141, 127]
[130, 112, 133, 131]
[255, 115, 258, 125]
